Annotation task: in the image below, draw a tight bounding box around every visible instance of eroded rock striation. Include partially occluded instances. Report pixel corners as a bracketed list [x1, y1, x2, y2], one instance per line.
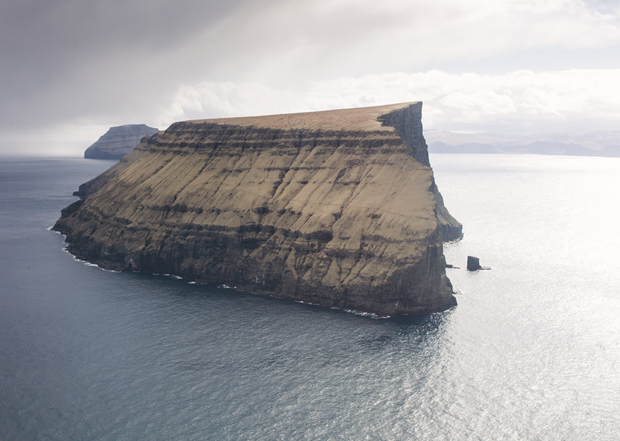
[84, 124, 159, 159]
[55, 102, 462, 315]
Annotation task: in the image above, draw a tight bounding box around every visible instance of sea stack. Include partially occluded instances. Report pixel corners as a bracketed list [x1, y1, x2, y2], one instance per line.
[84, 124, 159, 159]
[467, 256, 482, 271]
[55, 102, 462, 315]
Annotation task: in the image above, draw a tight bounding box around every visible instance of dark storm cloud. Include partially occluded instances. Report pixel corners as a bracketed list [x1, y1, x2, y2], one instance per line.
[0, 0, 265, 130]
[1, 0, 412, 133]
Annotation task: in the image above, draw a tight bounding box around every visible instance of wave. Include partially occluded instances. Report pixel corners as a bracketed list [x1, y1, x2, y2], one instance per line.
[343, 309, 390, 319]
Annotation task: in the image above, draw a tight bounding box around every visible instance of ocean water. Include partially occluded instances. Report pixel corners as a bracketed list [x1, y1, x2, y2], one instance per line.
[0, 155, 619, 440]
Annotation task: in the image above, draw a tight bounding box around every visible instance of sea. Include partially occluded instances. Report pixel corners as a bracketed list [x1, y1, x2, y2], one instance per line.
[1, 154, 619, 440]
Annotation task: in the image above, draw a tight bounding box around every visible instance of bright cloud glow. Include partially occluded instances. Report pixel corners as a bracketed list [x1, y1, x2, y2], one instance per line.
[164, 69, 620, 134]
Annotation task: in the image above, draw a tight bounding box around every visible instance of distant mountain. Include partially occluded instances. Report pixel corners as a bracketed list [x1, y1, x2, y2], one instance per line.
[84, 124, 159, 159]
[425, 130, 620, 157]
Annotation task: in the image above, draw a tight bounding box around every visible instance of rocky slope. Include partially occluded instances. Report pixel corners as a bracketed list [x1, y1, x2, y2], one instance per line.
[74, 132, 163, 197]
[84, 124, 159, 159]
[56, 103, 461, 315]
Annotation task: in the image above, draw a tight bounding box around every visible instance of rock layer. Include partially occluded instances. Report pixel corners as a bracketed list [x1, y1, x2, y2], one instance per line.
[55, 102, 462, 315]
[84, 124, 159, 159]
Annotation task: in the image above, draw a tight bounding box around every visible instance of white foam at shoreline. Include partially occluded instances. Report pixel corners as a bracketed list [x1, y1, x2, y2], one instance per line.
[49, 227, 120, 273]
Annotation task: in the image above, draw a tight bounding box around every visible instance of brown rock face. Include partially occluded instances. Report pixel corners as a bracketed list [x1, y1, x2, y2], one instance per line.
[84, 124, 159, 159]
[55, 102, 462, 315]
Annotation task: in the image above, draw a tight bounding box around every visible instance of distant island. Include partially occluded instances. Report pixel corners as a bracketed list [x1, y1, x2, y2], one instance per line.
[426, 129, 620, 157]
[84, 124, 159, 159]
[55, 103, 461, 316]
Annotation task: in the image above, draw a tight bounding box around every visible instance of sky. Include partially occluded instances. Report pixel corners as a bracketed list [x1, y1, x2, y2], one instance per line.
[2, 0, 620, 156]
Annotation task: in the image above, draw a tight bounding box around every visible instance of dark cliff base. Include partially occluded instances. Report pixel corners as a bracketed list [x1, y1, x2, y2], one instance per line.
[57, 224, 457, 316]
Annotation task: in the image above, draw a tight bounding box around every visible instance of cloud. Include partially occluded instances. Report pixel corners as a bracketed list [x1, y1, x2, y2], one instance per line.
[5, 68, 620, 156]
[1, 0, 620, 155]
[167, 69, 620, 134]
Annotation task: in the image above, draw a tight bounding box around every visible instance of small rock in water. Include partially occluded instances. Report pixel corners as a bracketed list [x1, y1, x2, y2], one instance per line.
[467, 256, 482, 271]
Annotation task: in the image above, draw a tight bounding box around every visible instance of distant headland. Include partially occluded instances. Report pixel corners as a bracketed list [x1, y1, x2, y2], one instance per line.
[426, 129, 620, 156]
[84, 124, 159, 159]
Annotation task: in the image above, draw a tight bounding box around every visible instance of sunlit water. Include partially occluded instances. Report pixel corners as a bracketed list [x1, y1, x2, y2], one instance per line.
[1, 155, 619, 440]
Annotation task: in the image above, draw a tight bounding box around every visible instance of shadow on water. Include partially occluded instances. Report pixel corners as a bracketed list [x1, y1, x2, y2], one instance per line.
[121, 270, 453, 332]
[98, 269, 454, 372]
[134, 270, 450, 322]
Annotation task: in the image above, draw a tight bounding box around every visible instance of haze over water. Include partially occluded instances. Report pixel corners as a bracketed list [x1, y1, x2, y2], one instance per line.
[1, 155, 619, 440]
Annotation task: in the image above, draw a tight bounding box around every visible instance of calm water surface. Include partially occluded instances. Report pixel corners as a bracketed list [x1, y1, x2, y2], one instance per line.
[0, 155, 619, 440]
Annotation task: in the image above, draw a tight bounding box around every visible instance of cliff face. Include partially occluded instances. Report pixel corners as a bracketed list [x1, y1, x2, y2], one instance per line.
[56, 103, 461, 315]
[84, 124, 159, 159]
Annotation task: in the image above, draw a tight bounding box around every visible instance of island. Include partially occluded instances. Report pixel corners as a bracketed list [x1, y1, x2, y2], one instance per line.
[84, 124, 159, 159]
[55, 102, 462, 315]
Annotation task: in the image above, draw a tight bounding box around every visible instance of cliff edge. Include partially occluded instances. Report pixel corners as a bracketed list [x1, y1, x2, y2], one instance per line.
[84, 124, 159, 159]
[55, 102, 462, 315]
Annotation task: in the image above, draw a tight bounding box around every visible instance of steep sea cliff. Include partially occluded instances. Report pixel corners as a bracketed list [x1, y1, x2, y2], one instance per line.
[55, 103, 461, 315]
